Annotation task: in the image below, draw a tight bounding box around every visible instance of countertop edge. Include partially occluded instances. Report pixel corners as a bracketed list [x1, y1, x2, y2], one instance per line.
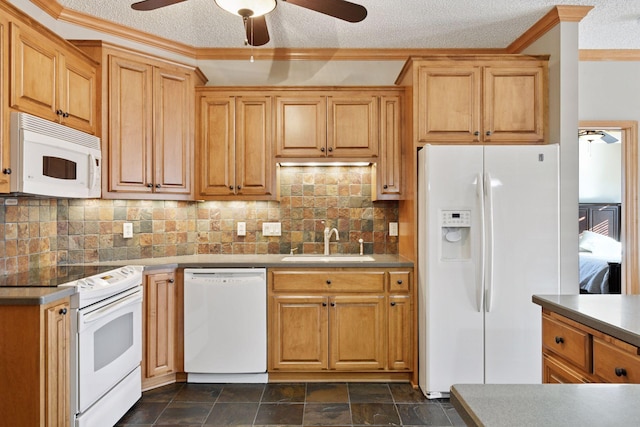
[0, 286, 75, 306]
[532, 295, 640, 347]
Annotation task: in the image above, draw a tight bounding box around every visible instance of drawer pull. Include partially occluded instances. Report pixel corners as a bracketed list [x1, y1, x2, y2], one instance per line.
[390, 302, 396, 306]
[615, 367, 627, 377]
[326, 280, 332, 285]
[555, 336, 564, 344]
[396, 279, 403, 285]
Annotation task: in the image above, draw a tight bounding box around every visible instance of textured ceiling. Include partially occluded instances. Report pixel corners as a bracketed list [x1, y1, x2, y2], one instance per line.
[54, 0, 640, 49]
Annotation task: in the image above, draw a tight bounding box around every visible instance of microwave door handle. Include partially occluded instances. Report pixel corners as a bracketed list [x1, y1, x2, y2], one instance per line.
[89, 153, 99, 190]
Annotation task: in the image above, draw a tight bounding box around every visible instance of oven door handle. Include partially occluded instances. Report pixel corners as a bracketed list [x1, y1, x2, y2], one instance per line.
[82, 291, 142, 324]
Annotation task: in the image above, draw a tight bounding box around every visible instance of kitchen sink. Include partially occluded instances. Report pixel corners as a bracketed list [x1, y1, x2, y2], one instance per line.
[281, 255, 375, 262]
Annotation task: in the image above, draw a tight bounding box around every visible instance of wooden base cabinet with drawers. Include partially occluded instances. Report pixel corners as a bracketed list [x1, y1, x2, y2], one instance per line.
[542, 309, 640, 384]
[268, 268, 415, 382]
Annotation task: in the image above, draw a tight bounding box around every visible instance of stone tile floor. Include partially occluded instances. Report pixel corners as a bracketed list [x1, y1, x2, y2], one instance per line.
[116, 382, 466, 426]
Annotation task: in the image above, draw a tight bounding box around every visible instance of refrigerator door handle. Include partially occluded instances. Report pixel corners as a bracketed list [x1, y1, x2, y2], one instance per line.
[476, 172, 485, 313]
[484, 172, 495, 312]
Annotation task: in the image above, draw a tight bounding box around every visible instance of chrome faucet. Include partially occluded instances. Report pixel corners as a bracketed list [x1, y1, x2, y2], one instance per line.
[324, 225, 339, 255]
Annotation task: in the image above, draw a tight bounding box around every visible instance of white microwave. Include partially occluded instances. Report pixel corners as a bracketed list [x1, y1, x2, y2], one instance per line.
[10, 112, 101, 198]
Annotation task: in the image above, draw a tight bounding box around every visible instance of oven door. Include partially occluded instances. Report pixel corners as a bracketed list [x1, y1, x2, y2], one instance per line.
[77, 287, 142, 413]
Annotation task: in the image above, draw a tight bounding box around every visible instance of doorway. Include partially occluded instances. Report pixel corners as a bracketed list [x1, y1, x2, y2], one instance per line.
[579, 121, 638, 294]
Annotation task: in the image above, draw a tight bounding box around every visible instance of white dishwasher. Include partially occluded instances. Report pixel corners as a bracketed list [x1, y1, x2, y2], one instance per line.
[183, 268, 267, 383]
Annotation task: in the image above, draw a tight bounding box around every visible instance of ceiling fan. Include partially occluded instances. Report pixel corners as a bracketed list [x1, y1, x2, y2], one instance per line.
[131, 0, 368, 46]
[578, 130, 619, 144]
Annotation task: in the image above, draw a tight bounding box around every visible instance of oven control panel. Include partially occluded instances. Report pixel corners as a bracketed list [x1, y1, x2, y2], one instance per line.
[61, 265, 143, 308]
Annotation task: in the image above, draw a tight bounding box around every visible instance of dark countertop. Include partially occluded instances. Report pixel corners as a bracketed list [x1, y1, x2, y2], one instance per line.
[0, 254, 413, 305]
[0, 286, 75, 306]
[532, 294, 640, 347]
[451, 383, 640, 427]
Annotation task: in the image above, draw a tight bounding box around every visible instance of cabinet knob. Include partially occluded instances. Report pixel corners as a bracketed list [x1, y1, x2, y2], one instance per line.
[2, 168, 11, 175]
[486, 131, 492, 136]
[320, 147, 325, 152]
[554, 336, 564, 344]
[168, 279, 175, 283]
[390, 302, 396, 306]
[146, 183, 153, 188]
[474, 131, 480, 136]
[330, 302, 336, 307]
[155, 184, 161, 188]
[326, 279, 332, 285]
[56, 109, 63, 116]
[59, 308, 67, 315]
[229, 186, 234, 190]
[383, 184, 388, 189]
[396, 279, 403, 285]
[237, 185, 242, 190]
[615, 367, 627, 377]
[322, 302, 327, 307]
[63, 111, 69, 118]
[328, 147, 333, 152]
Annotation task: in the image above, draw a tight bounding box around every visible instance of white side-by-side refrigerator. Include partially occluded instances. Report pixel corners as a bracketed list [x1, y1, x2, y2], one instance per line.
[418, 144, 571, 399]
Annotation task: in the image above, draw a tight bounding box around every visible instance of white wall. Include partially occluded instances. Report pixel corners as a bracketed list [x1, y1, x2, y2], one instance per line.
[579, 138, 622, 203]
[523, 22, 581, 294]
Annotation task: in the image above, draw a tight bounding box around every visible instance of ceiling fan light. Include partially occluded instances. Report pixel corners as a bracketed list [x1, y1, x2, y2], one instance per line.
[215, 0, 276, 17]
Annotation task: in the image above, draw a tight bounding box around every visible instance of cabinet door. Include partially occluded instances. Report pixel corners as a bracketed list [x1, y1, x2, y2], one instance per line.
[417, 67, 481, 143]
[375, 94, 402, 199]
[275, 95, 327, 158]
[483, 66, 545, 143]
[144, 271, 176, 380]
[9, 21, 58, 121]
[328, 95, 379, 157]
[329, 295, 385, 370]
[388, 295, 412, 370]
[197, 95, 235, 197]
[60, 51, 97, 134]
[235, 96, 272, 196]
[44, 301, 70, 427]
[108, 55, 154, 193]
[153, 67, 193, 195]
[269, 296, 328, 370]
[0, 19, 9, 193]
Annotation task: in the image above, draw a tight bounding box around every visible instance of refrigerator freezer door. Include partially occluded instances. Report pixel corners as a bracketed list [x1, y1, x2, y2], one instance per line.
[482, 145, 560, 384]
[418, 145, 485, 397]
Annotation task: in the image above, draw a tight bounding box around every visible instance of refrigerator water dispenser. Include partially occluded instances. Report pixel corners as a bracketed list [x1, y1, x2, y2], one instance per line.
[440, 210, 471, 260]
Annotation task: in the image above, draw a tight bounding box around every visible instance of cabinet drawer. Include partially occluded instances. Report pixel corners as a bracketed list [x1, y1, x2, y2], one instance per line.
[388, 272, 410, 292]
[542, 314, 591, 372]
[271, 271, 385, 292]
[593, 337, 640, 383]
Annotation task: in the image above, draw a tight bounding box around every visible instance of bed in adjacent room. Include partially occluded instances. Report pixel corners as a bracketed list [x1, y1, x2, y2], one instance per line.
[578, 203, 622, 294]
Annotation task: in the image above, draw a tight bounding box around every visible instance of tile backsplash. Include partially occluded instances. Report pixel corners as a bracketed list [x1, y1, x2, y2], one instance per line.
[0, 166, 398, 274]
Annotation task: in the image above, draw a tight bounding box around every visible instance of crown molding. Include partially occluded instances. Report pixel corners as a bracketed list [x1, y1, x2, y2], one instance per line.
[580, 49, 640, 61]
[506, 5, 594, 54]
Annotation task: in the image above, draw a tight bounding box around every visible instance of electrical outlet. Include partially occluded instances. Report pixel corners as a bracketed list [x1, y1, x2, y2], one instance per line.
[262, 222, 282, 236]
[389, 222, 399, 237]
[123, 222, 133, 239]
[237, 222, 246, 236]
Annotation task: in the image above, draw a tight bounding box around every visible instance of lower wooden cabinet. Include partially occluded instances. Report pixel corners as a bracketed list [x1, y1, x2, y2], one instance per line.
[0, 297, 70, 426]
[142, 268, 179, 390]
[541, 310, 640, 384]
[268, 268, 414, 381]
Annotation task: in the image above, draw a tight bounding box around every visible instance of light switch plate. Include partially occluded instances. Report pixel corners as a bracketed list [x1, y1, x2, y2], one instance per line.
[262, 222, 282, 236]
[123, 222, 133, 239]
[237, 222, 246, 236]
[389, 222, 399, 237]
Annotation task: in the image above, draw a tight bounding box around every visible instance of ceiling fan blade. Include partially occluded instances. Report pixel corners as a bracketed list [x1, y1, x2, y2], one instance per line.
[131, 0, 187, 11]
[601, 131, 619, 144]
[284, 0, 367, 23]
[246, 15, 270, 46]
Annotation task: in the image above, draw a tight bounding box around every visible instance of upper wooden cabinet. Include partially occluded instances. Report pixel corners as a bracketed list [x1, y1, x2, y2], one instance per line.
[374, 94, 403, 199]
[9, 21, 97, 134]
[396, 56, 548, 145]
[0, 18, 9, 193]
[196, 92, 274, 200]
[75, 42, 204, 200]
[275, 92, 379, 159]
